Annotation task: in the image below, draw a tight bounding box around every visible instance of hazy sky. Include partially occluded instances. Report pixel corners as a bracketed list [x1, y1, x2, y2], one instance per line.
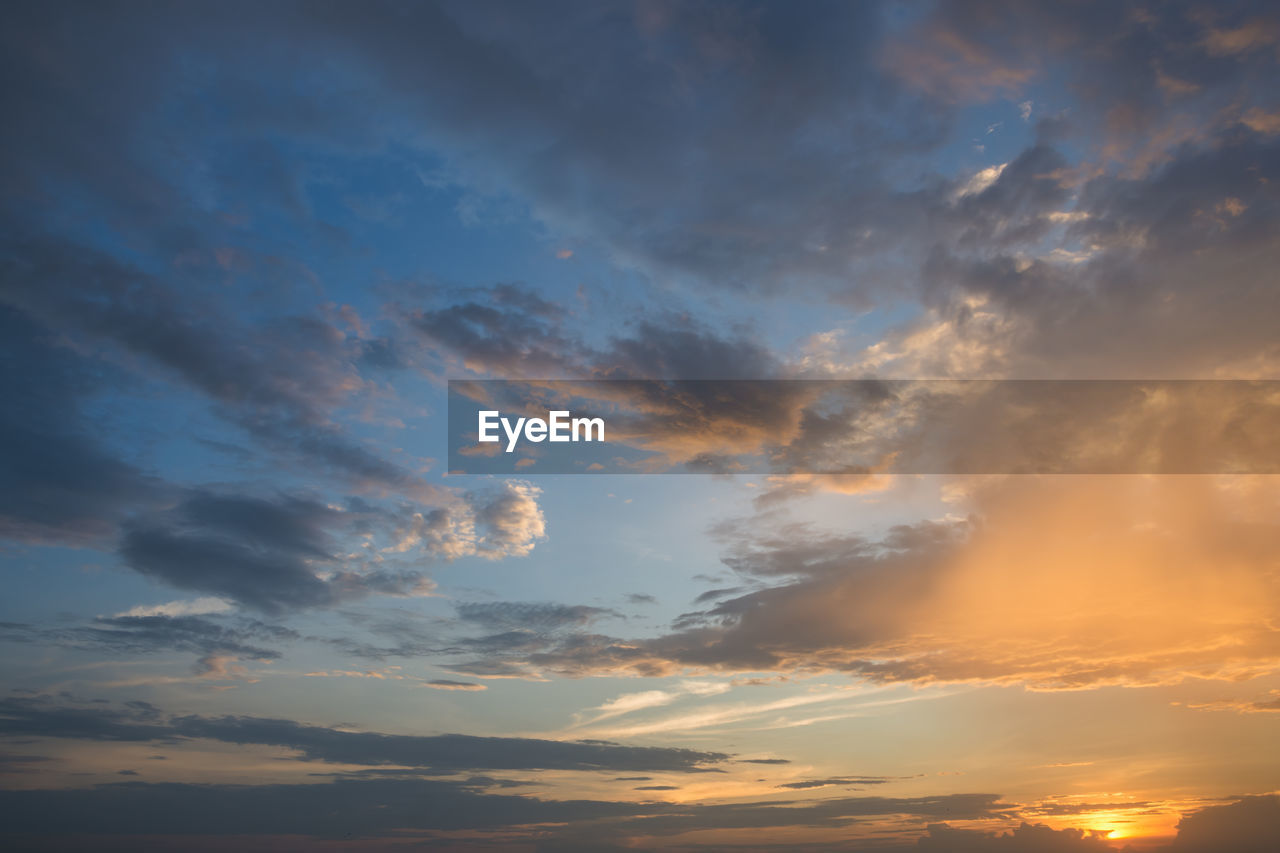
[1, 1, 1278, 850]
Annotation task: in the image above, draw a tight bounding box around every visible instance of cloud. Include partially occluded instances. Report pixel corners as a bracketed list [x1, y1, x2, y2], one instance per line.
[474, 477, 1280, 690]
[953, 163, 1009, 200]
[73, 615, 294, 663]
[915, 821, 1114, 852]
[469, 481, 547, 557]
[0, 306, 161, 545]
[0, 778, 1013, 845]
[914, 796, 1280, 853]
[4, 1, 1278, 380]
[116, 598, 235, 619]
[0, 752, 53, 776]
[881, 12, 1036, 102]
[1171, 796, 1280, 852]
[1203, 20, 1280, 56]
[114, 486, 546, 616]
[0, 238, 433, 499]
[119, 491, 430, 614]
[456, 602, 617, 633]
[424, 680, 487, 692]
[0, 779, 1271, 850]
[856, 126, 1280, 380]
[1184, 690, 1280, 714]
[1, 697, 1274, 848]
[574, 683, 726, 727]
[419, 288, 782, 382]
[3, 613, 296, 672]
[0, 696, 171, 743]
[385, 481, 547, 560]
[572, 690, 874, 740]
[0, 696, 728, 774]
[411, 284, 582, 377]
[0, 4, 1276, 848]
[0, 777, 645, 839]
[778, 777, 893, 790]
[327, 2, 1277, 304]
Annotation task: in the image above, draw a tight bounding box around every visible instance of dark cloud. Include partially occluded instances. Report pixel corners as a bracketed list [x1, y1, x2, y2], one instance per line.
[0, 778, 1007, 845]
[440, 659, 534, 679]
[119, 491, 430, 614]
[492, 519, 964, 677]
[694, 587, 749, 604]
[172, 717, 723, 773]
[0, 238, 430, 497]
[0, 751, 53, 775]
[359, 0, 1280, 391]
[63, 614, 293, 664]
[3, 0, 1278, 394]
[417, 286, 783, 382]
[0, 795, 1273, 850]
[296, 0, 932, 295]
[100, 1, 1279, 314]
[0, 777, 643, 838]
[0, 697, 173, 744]
[0, 306, 160, 545]
[598, 320, 783, 381]
[322, 606, 446, 660]
[0, 696, 728, 774]
[424, 680, 486, 692]
[4, 610, 290, 678]
[899, 128, 1280, 380]
[1171, 796, 1280, 853]
[347, 600, 628, 669]
[915, 821, 1115, 852]
[455, 602, 619, 632]
[412, 285, 582, 377]
[778, 777, 894, 790]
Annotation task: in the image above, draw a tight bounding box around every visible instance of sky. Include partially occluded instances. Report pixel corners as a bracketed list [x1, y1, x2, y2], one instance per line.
[1, 1, 1279, 850]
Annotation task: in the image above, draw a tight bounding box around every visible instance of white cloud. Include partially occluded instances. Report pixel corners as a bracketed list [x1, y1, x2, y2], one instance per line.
[953, 163, 1007, 200]
[573, 679, 735, 727]
[386, 481, 546, 560]
[115, 597, 234, 619]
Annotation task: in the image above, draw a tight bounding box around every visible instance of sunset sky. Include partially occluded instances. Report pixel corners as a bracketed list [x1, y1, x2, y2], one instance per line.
[2, 1, 1279, 850]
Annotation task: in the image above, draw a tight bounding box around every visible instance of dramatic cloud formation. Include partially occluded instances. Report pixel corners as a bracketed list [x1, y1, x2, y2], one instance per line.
[461, 477, 1280, 689]
[0, 696, 729, 773]
[1, 0, 1277, 849]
